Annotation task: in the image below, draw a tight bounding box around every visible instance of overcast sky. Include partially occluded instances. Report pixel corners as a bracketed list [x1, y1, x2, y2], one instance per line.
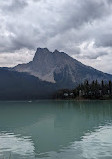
[0, 0, 112, 73]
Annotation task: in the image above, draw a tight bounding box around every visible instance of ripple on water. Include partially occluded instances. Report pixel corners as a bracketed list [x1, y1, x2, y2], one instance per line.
[37, 125, 112, 159]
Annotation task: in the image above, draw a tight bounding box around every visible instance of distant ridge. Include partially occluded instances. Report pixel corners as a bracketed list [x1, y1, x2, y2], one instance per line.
[0, 68, 56, 100]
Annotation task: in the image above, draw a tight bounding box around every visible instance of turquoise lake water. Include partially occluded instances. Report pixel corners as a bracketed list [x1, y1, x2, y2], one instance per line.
[0, 100, 112, 159]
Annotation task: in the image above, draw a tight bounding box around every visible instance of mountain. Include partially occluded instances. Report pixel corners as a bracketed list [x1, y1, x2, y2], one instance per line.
[13, 48, 112, 86]
[0, 47, 112, 100]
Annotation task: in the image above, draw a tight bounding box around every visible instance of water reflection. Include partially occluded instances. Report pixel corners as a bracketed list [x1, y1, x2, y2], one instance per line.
[0, 101, 112, 158]
[0, 132, 34, 158]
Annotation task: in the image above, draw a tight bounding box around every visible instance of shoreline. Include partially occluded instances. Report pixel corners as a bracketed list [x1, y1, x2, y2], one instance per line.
[0, 98, 112, 102]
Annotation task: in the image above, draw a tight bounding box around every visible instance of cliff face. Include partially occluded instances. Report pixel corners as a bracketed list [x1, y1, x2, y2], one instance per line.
[13, 48, 112, 85]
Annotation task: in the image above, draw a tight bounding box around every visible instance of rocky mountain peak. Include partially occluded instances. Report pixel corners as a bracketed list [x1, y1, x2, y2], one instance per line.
[13, 47, 112, 85]
[53, 49, 60, 54]
[36, 48, 50, 53]
[33, 48, 52, 62]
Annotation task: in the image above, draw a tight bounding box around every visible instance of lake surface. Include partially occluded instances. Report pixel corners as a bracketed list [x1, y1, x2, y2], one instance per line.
[0, 100, 112, 159]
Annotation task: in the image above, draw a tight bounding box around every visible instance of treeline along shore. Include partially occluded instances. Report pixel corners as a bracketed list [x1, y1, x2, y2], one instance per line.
[55, 80, 112, 100]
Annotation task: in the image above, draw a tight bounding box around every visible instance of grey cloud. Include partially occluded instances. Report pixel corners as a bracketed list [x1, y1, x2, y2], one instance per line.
[0, 0, 112, 73]
[33, 0, 44, 2]
[95, 33, 112, 47]
[107, 0, 112, 4]
[1, 0, 112, 53]
[52, 0, 112, 34]
[1, 0, 28, 13]
[84, 52, 108, 59]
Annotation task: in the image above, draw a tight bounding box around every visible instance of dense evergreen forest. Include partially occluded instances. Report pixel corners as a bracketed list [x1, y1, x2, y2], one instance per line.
[0, 68, 57, 100]
[55, 80, 112, 100]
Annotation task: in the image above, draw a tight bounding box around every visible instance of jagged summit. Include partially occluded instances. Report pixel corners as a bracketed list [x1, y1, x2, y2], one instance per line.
[53, 49, 60, 53]
[36, 48, 51, 54]
[33, 48, 51, 61]
[13, 47, 112, 86]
